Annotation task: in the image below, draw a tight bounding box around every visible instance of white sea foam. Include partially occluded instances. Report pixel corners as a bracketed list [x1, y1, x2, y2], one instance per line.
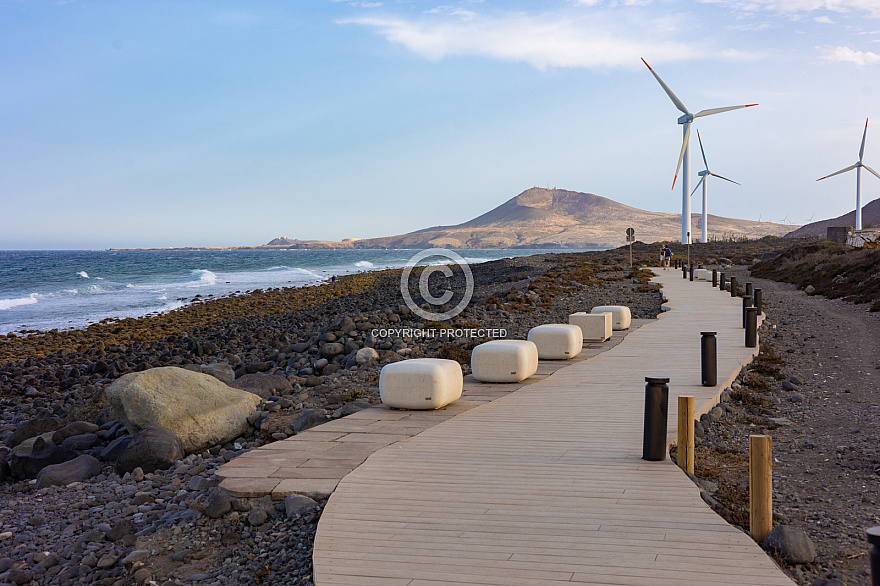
[0, 294, 39, 310]
[188, 269, 218, 287]
[355, 260, 375, 268]
[126, 284, 135, 288]
[77, 271, 89, 279]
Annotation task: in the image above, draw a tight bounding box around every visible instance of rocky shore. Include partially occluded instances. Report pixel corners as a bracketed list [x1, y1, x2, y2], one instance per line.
[0, 252, 665, 585]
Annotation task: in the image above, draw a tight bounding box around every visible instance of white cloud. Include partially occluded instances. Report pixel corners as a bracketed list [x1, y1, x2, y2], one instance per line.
[819, 45, 880, 64]
[701, 0, 880, 18]
[814, 15, 835, 22]
[339, 12, 711, 70]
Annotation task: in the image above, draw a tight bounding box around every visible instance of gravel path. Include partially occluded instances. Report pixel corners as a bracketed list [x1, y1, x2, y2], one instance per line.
[694, 266, 880, 586]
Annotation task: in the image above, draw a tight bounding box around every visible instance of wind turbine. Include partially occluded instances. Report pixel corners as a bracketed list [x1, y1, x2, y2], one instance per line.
[816, 119, 880, 231]
[642, 59, 757, 244]
[691, 130, 741, 243]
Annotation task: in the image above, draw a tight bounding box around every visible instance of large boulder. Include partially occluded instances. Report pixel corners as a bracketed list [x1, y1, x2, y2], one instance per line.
[35, 455, 102, 489]
[116, 425, 185, 474]
[230, 373, 293, 399]
[106, 367, 261, 453]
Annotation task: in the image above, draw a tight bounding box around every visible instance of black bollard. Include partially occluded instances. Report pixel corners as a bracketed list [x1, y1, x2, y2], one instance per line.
[682, 262, 687, 279]
[745, 307, 758, 348]
[745, 282, 753, 297]
[701, 332, 717, 387]
[689, 264, 694, 281]
[643, 377, 670, 461]
[720, 272, 726, 291]
[754, 288, 763, 314]
[742, 295, 753, 328]
[712, 269, 718, 288]
[729, 276, 738, 298]
[867, 526, 880, 586]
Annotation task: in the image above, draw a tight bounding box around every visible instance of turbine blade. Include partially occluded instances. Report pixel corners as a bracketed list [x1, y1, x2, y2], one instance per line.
[694, 104, 759, 118]
[690, 176, 704, 197]
[697, 129, 708, 170]
[672, 121, 692, 190]
[862, 164, 880, 181]
[641, 58, 689, 116]
[817, 164, 858, 181]
[709, 172, 741, 186]
[860, 118, 868, 162]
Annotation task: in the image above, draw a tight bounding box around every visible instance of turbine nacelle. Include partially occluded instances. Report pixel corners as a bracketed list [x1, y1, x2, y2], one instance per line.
[678, 114, 694, 125]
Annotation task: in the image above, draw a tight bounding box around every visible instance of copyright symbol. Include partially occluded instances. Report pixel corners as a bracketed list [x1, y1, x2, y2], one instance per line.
[400, 249, 474, 321]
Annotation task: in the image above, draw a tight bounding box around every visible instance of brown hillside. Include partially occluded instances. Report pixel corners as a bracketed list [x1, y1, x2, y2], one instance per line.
[785, 197, 880, 238]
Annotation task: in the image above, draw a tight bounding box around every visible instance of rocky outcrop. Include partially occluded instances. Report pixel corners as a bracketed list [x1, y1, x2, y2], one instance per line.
[106, 367, 261, 453]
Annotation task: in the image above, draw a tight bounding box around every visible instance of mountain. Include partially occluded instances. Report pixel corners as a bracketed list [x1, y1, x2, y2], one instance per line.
[785, 197, 880, 238]
[270, 187, 796, 249]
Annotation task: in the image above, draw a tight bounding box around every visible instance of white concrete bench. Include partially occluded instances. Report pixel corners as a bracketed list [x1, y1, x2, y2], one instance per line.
[694, 268, 708, 280]
[471, 340, 538, 383]
[590, 306, 631, 330]
[569, 312, 612, 342]
[379, 358, 463, 410]
[527, 324, 583, 360]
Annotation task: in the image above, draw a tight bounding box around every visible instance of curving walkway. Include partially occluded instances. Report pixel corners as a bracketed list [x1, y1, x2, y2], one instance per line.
[312, 270, 793, 585]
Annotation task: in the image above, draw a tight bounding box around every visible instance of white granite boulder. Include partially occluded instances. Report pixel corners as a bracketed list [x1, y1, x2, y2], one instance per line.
[107, 367, 261, 453]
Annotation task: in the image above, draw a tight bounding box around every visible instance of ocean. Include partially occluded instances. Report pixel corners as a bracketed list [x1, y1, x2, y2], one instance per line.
[0, 248, 594, 335]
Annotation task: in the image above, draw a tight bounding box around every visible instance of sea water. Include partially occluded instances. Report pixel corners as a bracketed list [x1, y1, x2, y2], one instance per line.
[0, 249, 593, 335]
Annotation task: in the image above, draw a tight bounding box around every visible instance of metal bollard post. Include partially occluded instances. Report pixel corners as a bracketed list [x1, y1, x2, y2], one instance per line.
[642, 377, 670, 461]
[754, 288, 763, 314]
[719, 272, 726, 291]
[712, 269, 718, 288]
[729, 276, 738, 297]
[742, 295, 753, 328]
[689, 264, 694, 281]
[682, 262, 687, 279]
[701, 332, 717, 386]
[745, 282, 753, 297]
[746, 307, 758, 348]
[867, 526, 880, 586]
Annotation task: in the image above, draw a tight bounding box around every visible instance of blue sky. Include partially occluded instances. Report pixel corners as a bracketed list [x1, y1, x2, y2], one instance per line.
[1, 0, 879, 249]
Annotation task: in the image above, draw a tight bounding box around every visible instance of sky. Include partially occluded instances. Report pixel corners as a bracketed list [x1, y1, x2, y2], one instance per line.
[1, 0, 879, 249]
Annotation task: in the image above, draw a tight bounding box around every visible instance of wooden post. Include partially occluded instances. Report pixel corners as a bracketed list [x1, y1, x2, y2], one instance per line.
[677, 396, 694, 474]
[749, 435, 773, 543]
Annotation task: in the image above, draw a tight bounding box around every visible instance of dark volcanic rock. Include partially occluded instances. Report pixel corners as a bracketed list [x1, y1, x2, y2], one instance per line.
[51, 421, 100, 445]
[7, 417, 63, 448]
[200, 363, 235, 385]
[293, 409, 327, 434]
[230, 373, 293, 399]
[60, 433, 101, 451]
[35, 454, 102, 489]
[116, 425, 184, 474]
[762, 525, 817, 565]
[10, 437, 78, 480]
[99, 435, 131, 462]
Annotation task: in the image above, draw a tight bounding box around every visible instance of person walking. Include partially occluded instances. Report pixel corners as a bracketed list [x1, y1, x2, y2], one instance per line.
[661, 244, 672, 270]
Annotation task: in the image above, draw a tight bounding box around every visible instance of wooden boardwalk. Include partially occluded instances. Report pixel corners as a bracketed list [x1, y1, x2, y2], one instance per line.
[312, 270, 793, 585]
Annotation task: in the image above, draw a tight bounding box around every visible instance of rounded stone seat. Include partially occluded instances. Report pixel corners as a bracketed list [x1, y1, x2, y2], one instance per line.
[590, 306, 632, 330]
[379, 358, 463, 410]
[471, 340, 538, 383]
[569, 312, 612, 342]
[694, 268, 708, 280]
[527, 324, 583, 360]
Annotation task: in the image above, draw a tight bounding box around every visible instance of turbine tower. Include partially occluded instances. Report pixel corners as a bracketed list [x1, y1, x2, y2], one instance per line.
[817, 119, 880, 231]
[642, 59, 757, 244]
[692, 130, 741, 243]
